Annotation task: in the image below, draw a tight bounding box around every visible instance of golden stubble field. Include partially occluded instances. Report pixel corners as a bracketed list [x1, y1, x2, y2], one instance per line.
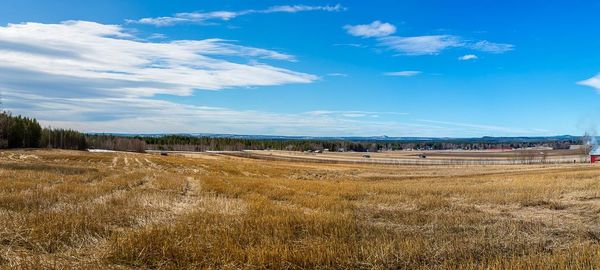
[1, 149, 600, 269]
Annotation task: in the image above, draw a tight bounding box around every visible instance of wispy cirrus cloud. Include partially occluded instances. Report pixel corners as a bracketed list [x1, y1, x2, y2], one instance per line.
[378, 35, 463, 55]
[327, 73, 348, 77]
[469, 40, 514, 53]
[343, 21, 514, 56]
[384, 71, 421, 77]
[128, 4, 345, 26]
[305, 110, 408, 118]
[147, 33, 167, 40]
[332, 43, 367, 48]
[264, 4, 345, 13]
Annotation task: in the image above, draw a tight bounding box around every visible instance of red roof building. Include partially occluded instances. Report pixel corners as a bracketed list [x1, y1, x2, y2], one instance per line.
[590, 146, 600, 163]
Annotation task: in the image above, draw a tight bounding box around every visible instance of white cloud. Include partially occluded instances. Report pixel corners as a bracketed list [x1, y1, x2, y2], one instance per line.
[132, 11, 241, 26]
[344, 22, 514, 56]
[147, 33, 167, 39]
[305, 110, 407, 118]
[578, 74, 600, 92]
[333, 43, 367, 48]
[327, 73, 348, 77]
[343, 21, 396, 38]
[133, 17, 182, 27]
[264, 4, 345, 13]
[384, 71, 422, 77]
[459, 54, 478, 61]
[377, 35, 463, 55]
[0, 21, 316, 99]
[470, 40, 514, 53]
[129, 4, 345, 26]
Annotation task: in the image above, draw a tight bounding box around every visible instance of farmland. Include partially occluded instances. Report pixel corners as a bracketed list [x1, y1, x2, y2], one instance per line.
[1, 149, 600, 269]
[231, 149, 588, 165]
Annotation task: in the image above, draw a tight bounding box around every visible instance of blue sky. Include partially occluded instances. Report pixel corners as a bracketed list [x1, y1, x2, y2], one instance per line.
[1, 0, 600, 137]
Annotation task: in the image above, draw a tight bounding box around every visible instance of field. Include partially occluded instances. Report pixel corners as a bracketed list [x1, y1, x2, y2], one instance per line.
[1, 149, 600, 269]
[236, 149, 588, 165]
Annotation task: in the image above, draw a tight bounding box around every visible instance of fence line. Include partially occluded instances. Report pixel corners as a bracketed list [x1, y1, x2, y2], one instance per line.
[221, 152, 589, 166]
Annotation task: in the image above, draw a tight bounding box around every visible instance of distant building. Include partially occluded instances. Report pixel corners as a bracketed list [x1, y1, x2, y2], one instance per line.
[591, 146, 600, 163]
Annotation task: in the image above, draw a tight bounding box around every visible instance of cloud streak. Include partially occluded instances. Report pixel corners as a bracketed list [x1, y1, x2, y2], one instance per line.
[578, 74, 600, 92]
[129, 4, 345, 26]
[384, 71, 421, 77]
[344, 21, 514, 56]
[378, 35, 462, 55]
[469, 40, 514, 53]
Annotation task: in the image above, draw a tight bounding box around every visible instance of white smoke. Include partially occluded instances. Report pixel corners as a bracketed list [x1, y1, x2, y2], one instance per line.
[583, 132, 598, 155]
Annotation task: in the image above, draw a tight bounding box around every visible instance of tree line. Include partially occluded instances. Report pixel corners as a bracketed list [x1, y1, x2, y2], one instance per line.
[0, 111, 145, 152]
[141, 135, 581, 153]
[0, 112, 42, 148]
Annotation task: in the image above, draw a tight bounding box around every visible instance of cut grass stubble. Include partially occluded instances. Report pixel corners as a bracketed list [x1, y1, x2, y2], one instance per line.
[0, 150, 600, 268]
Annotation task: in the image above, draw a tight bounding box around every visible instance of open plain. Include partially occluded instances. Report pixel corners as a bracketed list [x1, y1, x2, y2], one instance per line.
[1, 149, 600, 269]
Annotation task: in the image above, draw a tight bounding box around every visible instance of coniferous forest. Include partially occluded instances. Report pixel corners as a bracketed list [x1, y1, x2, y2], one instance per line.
[0, 111, 144, 152]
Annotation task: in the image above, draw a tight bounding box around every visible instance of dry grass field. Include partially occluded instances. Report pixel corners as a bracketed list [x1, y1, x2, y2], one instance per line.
[1, 149, 600, 269]
[239, 149, 588, 165]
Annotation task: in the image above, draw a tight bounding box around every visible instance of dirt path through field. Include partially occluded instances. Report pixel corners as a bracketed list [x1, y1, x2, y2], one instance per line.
[134, 158, 143, 167]
[110, 157, 118, 169]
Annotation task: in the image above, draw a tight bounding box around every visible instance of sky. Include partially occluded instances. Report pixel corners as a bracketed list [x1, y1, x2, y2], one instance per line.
[1, 0, 600, 137]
